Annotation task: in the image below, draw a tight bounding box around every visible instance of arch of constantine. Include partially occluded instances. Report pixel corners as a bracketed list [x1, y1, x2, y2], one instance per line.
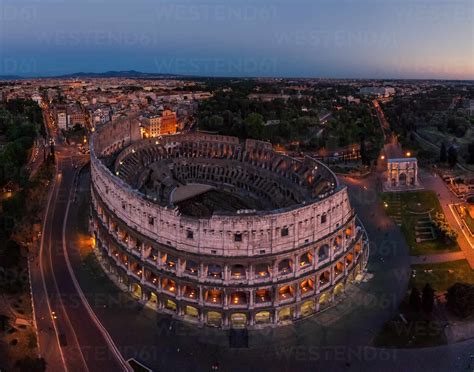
[384, 157, 421, 191]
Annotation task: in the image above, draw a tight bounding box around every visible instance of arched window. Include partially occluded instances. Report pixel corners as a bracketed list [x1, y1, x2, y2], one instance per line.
[321, 213, 327, 224]
[318, 245, 329, 261]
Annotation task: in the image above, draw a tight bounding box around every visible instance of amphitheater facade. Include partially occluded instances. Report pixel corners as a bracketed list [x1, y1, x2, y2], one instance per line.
[89, 116, 369, 329]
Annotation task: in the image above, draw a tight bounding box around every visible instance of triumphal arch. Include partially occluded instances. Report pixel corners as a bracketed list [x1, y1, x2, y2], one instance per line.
[384, 157, 420, 191]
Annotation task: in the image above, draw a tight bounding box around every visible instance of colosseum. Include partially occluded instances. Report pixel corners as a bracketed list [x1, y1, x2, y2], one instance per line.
[89, 116, 369, 329]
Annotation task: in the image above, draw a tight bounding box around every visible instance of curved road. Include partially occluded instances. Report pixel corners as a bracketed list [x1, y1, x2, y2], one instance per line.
[30, 135, 129, 371]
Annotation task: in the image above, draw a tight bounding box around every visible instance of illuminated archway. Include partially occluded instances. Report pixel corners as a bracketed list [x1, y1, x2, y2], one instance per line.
[255, 311, 271, 324]
[230, 313, 247, 327]
[301, 300, 315, 317]
[207, 311, 222, 327]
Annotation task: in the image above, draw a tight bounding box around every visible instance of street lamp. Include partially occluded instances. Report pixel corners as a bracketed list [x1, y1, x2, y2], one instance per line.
[406, 151, 411, 157]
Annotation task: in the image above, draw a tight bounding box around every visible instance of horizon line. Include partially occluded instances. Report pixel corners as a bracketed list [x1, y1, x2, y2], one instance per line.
[1, 70, 473, 82]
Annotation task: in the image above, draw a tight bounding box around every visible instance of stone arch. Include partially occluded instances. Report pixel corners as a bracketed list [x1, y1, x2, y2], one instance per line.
[399, 172, 407, 186]
[318, 244, 330, 261]
[319, 292, 330, 305]
[207, 311, 222, 327]
[131, 283, 142, 298]
[255, 311, 271, 324]
[278, 307, 293, 321]
[334, 282, 344, 296]
[300, 300, 315, 317]
[230, 313, 247, 328]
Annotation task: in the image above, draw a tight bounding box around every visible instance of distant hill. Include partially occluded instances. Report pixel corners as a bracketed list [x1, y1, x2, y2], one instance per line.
[0, 75, 24, 80]
[57, 70, 182, 79]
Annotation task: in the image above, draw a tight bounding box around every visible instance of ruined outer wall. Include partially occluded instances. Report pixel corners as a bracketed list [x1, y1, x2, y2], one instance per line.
[90, 118, 353, 258]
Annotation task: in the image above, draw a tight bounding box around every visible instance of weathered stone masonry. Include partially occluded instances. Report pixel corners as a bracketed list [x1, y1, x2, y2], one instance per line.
[89, 116, 369, 329]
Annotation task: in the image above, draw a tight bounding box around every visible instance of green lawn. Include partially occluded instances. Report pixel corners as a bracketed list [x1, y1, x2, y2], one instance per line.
[381, 191, 459, 255]
[410, 259, 474, 293]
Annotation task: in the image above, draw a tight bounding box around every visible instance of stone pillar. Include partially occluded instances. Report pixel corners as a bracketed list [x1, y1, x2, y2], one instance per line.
[224, 264, 230, 281]
[249, 313, 255, 326]
[223, 290, 229, 308]
[273, 261, 279, 281]
[296, 282, 301, 303]
[312, 247, 317, 270]
[294, 305, 301, 319]
[198, 286, 204, 306]
[199, 263, 206, 280]
[248, 264, 254, 284]
[223, 314, 229, 327]
[293, 254, 299, 277]
[156, 251, 163, 268]
[176, 258, 184, 276]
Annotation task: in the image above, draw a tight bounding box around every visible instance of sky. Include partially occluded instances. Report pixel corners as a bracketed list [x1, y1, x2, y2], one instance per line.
[1, 0, 473, 79]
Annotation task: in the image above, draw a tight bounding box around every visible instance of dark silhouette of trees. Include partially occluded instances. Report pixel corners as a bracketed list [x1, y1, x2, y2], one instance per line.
[409, 287, 421, 312]
[467, 142, 474, 164]
[360, 135, 369, 166]
[446, 282, 474, 318]
[447, 146, 458, 167]
[422, 283, 435, 314]
[439, 142, 447, 163]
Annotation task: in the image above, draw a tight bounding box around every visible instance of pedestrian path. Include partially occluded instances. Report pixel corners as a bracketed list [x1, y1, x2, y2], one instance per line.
[410, 251, 466, 265]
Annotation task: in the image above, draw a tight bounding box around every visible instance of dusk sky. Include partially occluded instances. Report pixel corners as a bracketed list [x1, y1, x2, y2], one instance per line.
[1, 0, 473, 79]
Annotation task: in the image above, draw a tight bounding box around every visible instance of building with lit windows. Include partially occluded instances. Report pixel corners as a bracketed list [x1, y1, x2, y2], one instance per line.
[141, 110, 177, 138]
[90, 115, 369, 329]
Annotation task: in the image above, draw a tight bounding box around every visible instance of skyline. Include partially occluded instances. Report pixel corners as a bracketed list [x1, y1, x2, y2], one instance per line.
[1, 0, 473, 80]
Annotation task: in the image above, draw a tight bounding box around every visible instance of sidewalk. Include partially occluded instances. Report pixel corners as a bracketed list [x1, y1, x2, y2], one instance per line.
[411, 251, 466, 265]
[420, 170, 474, 269]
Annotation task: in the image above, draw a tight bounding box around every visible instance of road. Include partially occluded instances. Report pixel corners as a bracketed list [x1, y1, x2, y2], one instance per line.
[29, 110, 130, 371]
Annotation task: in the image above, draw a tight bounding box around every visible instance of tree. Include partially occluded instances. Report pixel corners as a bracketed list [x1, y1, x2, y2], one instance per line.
[468, 142, 474, 164]
[447, 146, 458, 167]
[422, 283, 435, 314]
[360, 135, 368, 166]
[243, 113, 264, 140]
[446, 282, 474, 318]
[439, 142, 447, 163]
[409, 287, 421, 312]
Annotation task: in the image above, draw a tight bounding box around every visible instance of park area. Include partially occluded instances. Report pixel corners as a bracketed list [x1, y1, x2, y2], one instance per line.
[410, 259, 474, 293]
[374, 259, 474, 349]
[381, 191, 459, 256]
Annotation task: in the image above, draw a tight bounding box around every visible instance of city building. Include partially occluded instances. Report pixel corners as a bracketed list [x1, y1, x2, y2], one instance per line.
[54, 105, 68, 130]
[359, 87, 395, 97]
[67, 105, 87, 128]
[141, 110, 177, 138]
